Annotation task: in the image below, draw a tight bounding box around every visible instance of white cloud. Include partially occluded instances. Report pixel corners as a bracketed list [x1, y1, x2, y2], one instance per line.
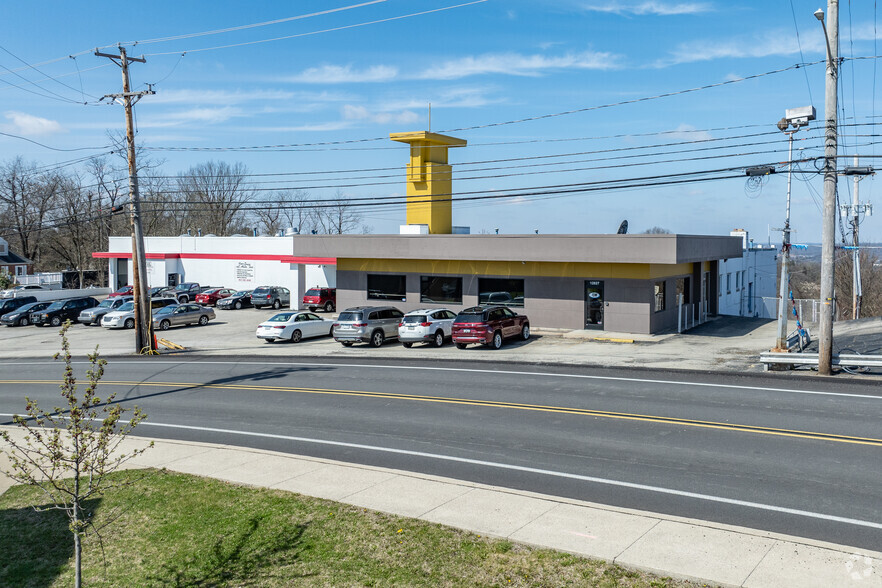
[149, 89, 296, 105]
[247, 121, 355, 132]
[138, 107, 245, 128]
[581, 1, 712, 15]
[2, 111, 64, 136]
[664, 123, 713, 141]
[286, 64, 398, 84]
[386, 87, 504, 110]
[657, 29, 824, 66]
[419, 50, 619, 80]
[342, 105, 419, 125]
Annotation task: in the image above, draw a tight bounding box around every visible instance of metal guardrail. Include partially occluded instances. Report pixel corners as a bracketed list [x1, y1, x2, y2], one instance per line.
[760, 352, 882, 368]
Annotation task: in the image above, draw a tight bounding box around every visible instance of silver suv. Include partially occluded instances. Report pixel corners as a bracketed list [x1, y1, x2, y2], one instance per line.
[333, 306, 404, 347]
[398, 308, 456, 348]
[78, 295, 133, 325]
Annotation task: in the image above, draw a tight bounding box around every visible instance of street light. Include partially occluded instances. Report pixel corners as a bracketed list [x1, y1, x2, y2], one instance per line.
[773, 106, 815, 352]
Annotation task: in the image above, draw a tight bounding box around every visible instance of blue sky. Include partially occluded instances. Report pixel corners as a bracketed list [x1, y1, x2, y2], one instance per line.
[1, 0, 880, 242]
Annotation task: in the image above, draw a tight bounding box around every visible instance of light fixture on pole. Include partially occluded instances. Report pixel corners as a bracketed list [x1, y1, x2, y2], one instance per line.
[773, 106, 815, 352]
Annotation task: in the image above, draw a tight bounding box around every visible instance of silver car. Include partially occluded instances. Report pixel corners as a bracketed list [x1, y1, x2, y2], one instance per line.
[101, 298, 175, 329]
[333, 306, 404, 347]
[153, 303, 216, 331]
[78, 296, 133, 325]
[398, 308, 457, 348]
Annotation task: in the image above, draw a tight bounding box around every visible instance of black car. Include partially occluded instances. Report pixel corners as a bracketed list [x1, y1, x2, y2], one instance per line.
[148, 286, 173, 298]
[1, 300, 50, 327]
[217, 290, 253, 310]
[31, 297, 98, 327]
[0, 295, 38, 316]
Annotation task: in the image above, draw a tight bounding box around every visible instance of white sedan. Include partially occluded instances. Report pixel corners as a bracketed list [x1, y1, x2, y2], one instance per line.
[256, 311, 336, 343]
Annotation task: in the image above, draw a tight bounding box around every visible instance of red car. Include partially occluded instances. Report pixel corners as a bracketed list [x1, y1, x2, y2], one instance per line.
[108, 285, 133, 298]
[194, 288, 234, 306]
[451, 306, 530, 350]
[302, 287, 336, 312]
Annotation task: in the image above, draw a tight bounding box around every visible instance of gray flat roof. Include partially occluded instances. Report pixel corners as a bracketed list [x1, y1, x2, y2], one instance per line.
[291, 234, 743, 264]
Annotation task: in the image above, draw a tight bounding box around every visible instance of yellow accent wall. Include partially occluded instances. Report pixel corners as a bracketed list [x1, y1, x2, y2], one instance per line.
[338, 258, 695, 280]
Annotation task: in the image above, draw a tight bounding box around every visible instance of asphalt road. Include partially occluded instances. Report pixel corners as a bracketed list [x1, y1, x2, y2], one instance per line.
[1, 356, 880, 551]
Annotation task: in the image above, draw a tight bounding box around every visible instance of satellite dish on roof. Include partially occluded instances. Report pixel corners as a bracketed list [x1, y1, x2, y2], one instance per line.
[617, 220, 628, 235]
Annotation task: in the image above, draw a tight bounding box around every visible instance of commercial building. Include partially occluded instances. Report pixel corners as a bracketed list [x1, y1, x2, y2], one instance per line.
[717, 230, 779, 318]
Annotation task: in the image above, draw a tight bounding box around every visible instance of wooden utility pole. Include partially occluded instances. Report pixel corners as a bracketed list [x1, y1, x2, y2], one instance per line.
[95, 47, 155, 353]
[816, 1, 838, 376]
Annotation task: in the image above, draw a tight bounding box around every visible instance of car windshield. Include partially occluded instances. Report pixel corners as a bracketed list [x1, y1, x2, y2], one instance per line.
[402, 315, 427, 324]
[304, 289, 321, 296]
[46, 301, 64, 311]
[155, 306, 174, 315]
[455, 312, 485, 323]
[203, 289, 219, 295]
[174, 284, 191, 291]
[233, 291, 250, 296]
[114, 287, 129, 293]
[268, 313, 293, 323]
[337, 312, 362, 322]
[16, 302, 41, 313]
[97, 299, 116, 308]
[117, 302, 135, 312]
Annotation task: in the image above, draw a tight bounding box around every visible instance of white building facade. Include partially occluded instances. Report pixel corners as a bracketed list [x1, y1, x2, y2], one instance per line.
[96, 235, 336, 308]
[717, 230, 778, 318]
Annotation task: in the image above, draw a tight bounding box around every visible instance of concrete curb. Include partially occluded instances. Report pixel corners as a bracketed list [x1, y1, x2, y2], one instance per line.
[2, 429, 879, 587]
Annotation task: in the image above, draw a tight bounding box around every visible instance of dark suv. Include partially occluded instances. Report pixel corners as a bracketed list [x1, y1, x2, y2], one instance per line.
[333, 306, 404, 347]
[451, 306, 530, 350]
[32, 297, 99, 327]
[251, 286, 291, 310]
[0, 295, 38, 316]
[302, 287, 336, 312]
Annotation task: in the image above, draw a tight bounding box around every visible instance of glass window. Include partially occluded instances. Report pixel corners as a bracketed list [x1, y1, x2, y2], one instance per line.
[367, 274, 406, 301]
[675, 277, 690, 304]
[420, 276, 462, 304]
[654, 281, 666, 312]
[478, 278, 525, 307]
[726, 273, 731, 294]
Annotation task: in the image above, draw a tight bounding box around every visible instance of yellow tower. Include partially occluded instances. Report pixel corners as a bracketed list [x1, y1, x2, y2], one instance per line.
[390, 131, 466, 234]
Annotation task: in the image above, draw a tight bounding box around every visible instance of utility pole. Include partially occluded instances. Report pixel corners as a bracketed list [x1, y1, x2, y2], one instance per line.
[841, 161, 875, 319]
[96, 46, 155, 354]
[815, 3, 838, 376]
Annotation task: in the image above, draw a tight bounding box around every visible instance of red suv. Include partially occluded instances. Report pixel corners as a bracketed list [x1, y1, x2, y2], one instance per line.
[451, 306, 530, 350]
[302, 287, 336, 312]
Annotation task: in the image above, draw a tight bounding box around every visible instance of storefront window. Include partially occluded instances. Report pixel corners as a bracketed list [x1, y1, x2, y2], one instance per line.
[420, 276, 462, 304]
[367, 274, 406, 301]
[654, 280, 666, 312]
[478, 278, 524, 307]
[675, 277, 690, 304]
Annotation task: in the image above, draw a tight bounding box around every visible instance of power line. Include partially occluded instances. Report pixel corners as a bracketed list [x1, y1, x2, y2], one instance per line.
[0, 43, 101, 101]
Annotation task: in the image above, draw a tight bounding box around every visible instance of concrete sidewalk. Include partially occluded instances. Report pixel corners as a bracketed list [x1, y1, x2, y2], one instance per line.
[1, 431, 878, 588]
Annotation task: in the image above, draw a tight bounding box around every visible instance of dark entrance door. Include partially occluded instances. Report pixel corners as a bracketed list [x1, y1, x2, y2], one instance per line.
[585, 280, 604, 329]
[116, 258, 129, 290]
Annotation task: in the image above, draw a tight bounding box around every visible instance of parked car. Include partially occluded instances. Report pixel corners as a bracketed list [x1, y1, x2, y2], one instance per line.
[0, 284, 46, 299]
[194, 288, 234, 306]
[217, 290, 252, 310]
[32, 297, 99, 327]
[1, 300, 50, 327]
[451, 306, 530, 350]
[77, 295, 133, 325]
[148, 286, 173, 298]
[398, 308, 457, 348]
[302, 287, 336, 312]
[163, 282, 210, 303]
[0, 295, 38, 316]
[333, 306, 404, 347]
[101, 297, 176, 329]
[251, 286, 290, 310]
[152, 303, 216, 330]
[256, 311, 335, 343]
[107, 285, 133, 298]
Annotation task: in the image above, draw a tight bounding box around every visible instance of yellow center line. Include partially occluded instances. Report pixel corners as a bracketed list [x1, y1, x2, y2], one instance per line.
[4, 379, 881, 447]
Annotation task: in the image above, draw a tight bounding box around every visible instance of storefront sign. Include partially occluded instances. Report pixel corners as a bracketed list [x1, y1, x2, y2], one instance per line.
[236, 262, 254, 282]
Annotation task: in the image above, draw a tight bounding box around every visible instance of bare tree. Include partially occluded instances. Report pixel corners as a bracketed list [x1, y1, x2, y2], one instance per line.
[315, 190, 366, 234]
[176, 161, 255, 235]
[0, 157, 65, 267]
[252, 189, 316, 235]
[641, 226, 672, 234]
[0, 323, 151, 588]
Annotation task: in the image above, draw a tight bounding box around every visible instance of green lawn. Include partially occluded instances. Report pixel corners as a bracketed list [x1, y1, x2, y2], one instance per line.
[0, 469, 707, 587]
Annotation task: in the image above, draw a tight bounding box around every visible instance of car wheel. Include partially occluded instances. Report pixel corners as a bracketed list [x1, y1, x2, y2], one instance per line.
[199, 315, 209, 326]
[50, 316, 62, 327]
[370, 330, 385, 347]
[329, 326, 335, 337]
[324, 301, 334, 312]
[490, 331, 503, 350]
[341, 341, 353, 347]
[179, 296, 188, 303]
[402, 342, 413, 348]
[272, 300, 281, 310]
[124, 318, 135, 329]
[455, 342, 467, 350]
[18, 317, 28, 327]
[521, 325, 530, 340]
[235, 301, 242, 310]
[159, 320, 170, 331]
[290, 329, 302, 343]
[433, 331, 444, 347]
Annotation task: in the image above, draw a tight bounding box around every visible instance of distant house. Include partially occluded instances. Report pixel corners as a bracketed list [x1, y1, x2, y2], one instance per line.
[0, 238, 32, 278]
